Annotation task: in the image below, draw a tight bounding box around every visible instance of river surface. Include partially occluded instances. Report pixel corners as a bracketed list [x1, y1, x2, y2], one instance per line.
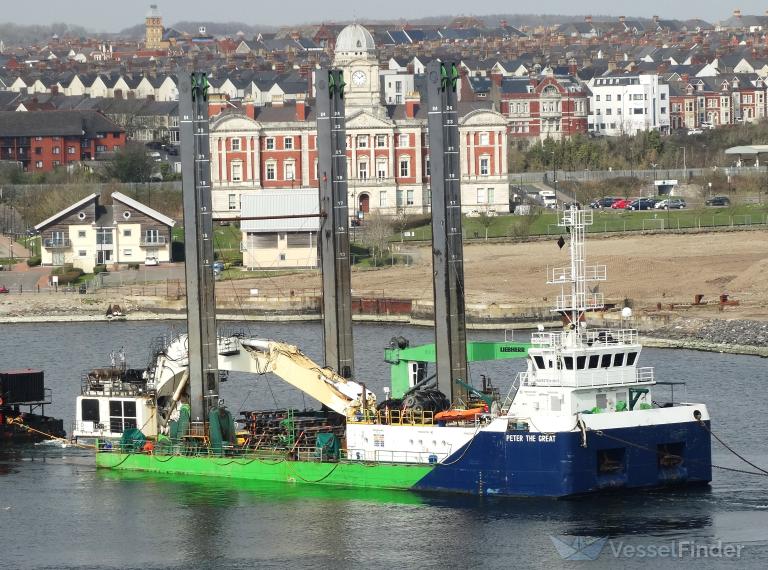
[1, 320, 768, 569]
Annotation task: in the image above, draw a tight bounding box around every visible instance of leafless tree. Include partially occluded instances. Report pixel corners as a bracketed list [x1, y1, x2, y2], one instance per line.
[361, 212, 393, 266]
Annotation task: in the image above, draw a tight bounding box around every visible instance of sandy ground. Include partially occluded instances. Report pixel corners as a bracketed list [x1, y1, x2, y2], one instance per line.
[215, 229, 768, 312]
[3, 230, 768, 322]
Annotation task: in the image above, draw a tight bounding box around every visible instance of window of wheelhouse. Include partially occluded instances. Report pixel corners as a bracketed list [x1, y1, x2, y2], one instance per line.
[533, 355, 545, 369]
[109, 400, 137, 433]
[588, 354, 600, 369]
[600, 354, 612, 367]
[626, 352, 638, 366]
[614, 353, 625, 366]
[576, 356, 587, 370]
[81, 399, 100, 422]
[563, 356, 574, 370]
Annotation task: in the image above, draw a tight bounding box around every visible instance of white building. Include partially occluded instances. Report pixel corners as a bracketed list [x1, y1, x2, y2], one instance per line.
[587, 74, 670, 136]
[241, 190, 319, 270]
[380, 70, 415, 105]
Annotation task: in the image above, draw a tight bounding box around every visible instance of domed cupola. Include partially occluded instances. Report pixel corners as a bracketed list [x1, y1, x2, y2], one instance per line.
[334, 24, 376, 60]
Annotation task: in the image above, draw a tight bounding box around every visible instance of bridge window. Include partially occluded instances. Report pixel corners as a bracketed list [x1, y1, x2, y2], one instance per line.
[109, 400, 137, 433]
[563, 356, 574, 370]
[614, 353, 625, 366]
[588, 354, 600, 369]
[576, 356, 586, 370]
[81, 399, 100, 422]
[533, 356, 545, 369]
[627, 352, 638, 366]
[601, 354, 612, 368]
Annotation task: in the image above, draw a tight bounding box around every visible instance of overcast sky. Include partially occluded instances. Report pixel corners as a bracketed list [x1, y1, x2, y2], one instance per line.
[0, 1, 757, 31]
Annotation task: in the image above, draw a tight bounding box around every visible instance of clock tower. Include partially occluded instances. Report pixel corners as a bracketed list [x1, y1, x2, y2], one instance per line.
[333, 24, 382, 113]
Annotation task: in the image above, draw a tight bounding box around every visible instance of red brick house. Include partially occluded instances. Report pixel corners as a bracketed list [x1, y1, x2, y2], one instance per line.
[0, 110, 126, 172]
[496, 74, 590, 141]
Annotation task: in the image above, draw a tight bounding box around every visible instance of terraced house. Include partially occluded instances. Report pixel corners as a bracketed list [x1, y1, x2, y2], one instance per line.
[0, 111, 125, 172]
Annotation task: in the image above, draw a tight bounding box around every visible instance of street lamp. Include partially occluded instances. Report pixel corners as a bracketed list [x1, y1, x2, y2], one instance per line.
[651, 163, 658, 197]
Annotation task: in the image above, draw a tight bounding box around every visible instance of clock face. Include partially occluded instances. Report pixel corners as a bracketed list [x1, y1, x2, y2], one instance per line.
[352, 70, 367, 87]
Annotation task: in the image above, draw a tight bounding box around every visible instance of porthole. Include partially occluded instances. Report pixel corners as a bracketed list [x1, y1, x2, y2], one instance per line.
[123, 211, 131, 220]
[77, 211, 86, 220]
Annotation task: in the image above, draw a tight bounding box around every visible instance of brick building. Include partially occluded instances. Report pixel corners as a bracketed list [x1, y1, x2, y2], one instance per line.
[210, 24, 510, 219]
[0, 110, 126, 172]
[495, 74, 590, 141]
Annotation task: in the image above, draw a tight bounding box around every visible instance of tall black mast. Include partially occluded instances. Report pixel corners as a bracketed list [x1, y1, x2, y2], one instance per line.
[316, 68, 354, 379]
[426, 61, 469, 405]
[179, 72, 219, 423]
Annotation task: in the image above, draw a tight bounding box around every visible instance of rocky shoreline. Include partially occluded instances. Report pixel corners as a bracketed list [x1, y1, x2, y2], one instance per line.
[2, 295, 767, 357]
[643, 318, 768, 357]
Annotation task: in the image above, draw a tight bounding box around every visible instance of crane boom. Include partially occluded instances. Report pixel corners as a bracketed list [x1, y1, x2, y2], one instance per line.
[150, 335, 371, 418]
[235, 340, 368, 415]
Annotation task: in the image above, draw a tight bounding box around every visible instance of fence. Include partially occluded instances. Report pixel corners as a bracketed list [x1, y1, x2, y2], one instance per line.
[509, 165, 768, 185]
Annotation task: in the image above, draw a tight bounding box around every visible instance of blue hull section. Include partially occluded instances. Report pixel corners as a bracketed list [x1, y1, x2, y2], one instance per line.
[414, 420, 711, 497]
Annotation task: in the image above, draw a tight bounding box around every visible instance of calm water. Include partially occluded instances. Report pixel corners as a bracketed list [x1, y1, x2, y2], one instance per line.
[1, 320, 768, 569]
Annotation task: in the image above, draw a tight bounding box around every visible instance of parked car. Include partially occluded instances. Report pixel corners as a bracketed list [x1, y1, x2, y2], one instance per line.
[687, 128, 703, 136]
[144, 256, 159, 266]
[590, 197, 618, 208]
[627, 198, 657, 211]
[655, 198, 687, 210]
[705, 196, 731, 206]
[212, 261, 225, 273]
[0, 285, 9, 294]
[610, 199, 631, 209]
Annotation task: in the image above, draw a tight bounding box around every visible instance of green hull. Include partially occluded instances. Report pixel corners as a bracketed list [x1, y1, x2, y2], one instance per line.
[96, 451, 433, 490]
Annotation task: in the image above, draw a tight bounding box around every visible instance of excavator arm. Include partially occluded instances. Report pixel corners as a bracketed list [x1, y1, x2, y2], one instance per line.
[216, 338, 371, 415]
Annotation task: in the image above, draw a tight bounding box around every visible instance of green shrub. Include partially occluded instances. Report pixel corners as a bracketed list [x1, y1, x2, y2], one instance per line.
[93, 264, 108, 274]
[53, 267, 84, 284]
[26, 256, 41, 267]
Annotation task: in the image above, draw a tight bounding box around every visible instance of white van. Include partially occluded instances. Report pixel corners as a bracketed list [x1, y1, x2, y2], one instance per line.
[539, 190, 558, 208]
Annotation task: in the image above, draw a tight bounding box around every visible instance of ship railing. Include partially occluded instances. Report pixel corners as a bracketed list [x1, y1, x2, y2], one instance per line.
[345, 448, 449, 464]
[522, 366, 654, 388]
[531, 329, 639, 348]
[354, 409, 435, 426]
[547, 264, 607, 284]
[80, 373, 148, 396]
[553, 292, 605, 312]
[72, 420, 112, 436]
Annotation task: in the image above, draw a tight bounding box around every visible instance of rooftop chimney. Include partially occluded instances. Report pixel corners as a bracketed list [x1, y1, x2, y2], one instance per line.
[619, 16, 626, 23]
[296, 99, 307, 121]
[585, 15, 593, 24]
[405, 92, 420, 118]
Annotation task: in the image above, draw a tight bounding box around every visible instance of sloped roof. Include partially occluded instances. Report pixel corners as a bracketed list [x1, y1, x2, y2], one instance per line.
[241, 190, 319, 232]
[34, 193, 98, 231]
[0, 110, 122, 137]
[112, 192, 176, 227]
